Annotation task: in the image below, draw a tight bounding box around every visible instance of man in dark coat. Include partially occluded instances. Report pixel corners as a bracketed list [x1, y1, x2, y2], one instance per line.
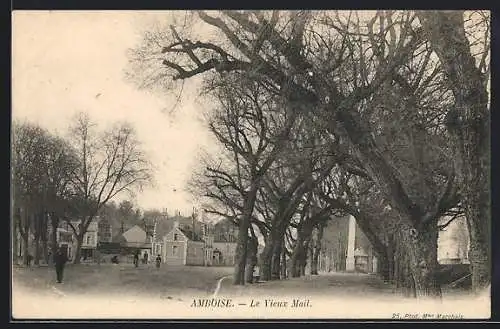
[133, 251, 139, 267]
[26, 254, 33, 267]
[155, 254, 162, 269]
[54, 248, 68, 283]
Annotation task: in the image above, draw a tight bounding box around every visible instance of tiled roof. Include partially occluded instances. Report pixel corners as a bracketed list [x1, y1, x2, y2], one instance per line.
[153, 216, 205, 241]
[112, 234, 126, 243]
[122, 225, 147, 243]
[179, 227, 204, 242]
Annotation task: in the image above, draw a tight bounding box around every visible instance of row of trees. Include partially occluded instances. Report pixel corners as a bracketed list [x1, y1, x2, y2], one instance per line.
[126, 10, 490, 297]
[12, 113, 152, 265]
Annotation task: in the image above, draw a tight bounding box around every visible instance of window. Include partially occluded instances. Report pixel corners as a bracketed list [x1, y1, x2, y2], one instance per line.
[174, 234, 178, 241]
[86, 235, 91, 244]
[172, 246, 178, 256]
[154, 245, 162, 255]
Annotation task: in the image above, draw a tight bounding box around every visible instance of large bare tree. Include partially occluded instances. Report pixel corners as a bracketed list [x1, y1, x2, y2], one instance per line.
[189, 74, 298, 284]
[66, 112, 152, 264]
[127, 10, 489, 296]
[416, 10, 491, 293]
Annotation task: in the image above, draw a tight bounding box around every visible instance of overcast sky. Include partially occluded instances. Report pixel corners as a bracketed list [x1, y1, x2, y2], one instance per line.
[12, 11, 216, 216]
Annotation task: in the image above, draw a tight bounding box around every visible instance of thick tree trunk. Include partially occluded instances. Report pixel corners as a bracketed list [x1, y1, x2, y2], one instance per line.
[259, 238, 273, 281]
[246, 236, 258, 284]
[13, 207, 21, 265]
[50, 216, 59, 266]
[233, 224, 248, 285]
[336, 243, 345, 271]
[387, 236, 395, 282]
[460, 128, 490, 293]
[73, 235, 83, 265]
[291, 220, 314, 277]
[290, 242, 302, 277]
[34, 212, 43, 266]
[280, 246, 287, 279]
[394, 240, 401, 289]
[13, 227, 18, 265]
[271, 238, 283, 280]
[379, 244, 395, 283]
[290, 232, 305, 277]
[22, 211, 31, 266]
[300, 247, 308, 276]
[41, 212, 48, 264]
[418, 11, 491, 293]
[311, 247, 319, 275]
[467, 217, 490, 292]
[42, 239, 48, 264]
[311, 225, 324, 275]
[395, 220, 441, 298]
[271, 223, 288, 280]
[22, 233, 29, 266]
[298, 238, 310, 277]
[378, 251, 390, 281]
[245, 260, 254, 283]
[307, 244, 314, 275]
[233, 185, 258, 285]
[34, 238, 41, 265]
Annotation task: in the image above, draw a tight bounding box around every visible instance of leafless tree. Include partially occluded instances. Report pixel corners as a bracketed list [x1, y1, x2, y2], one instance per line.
[416, 10, 490, 293]
[188, 74, 297, 284]
[127, 10, 489, 296]
[12, 121, 79, 265]
[65, 112, 152, 264]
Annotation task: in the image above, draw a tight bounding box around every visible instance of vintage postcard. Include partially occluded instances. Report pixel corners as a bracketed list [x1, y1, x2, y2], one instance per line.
[11, 10, 491, 320]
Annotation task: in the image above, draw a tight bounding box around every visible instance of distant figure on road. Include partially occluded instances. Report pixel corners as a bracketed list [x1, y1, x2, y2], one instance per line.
[54, 248, 68, 283]
[155, 254, 162, 268]
[26, 254, 33, 267]
[133, 251, 139, 267]
[143, 251, 149, 264]
[95, 244, 101, 265]
[111, 255, 119, 264]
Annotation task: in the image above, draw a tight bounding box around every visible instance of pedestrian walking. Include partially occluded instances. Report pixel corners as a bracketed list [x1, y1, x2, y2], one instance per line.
[133, 251, 139, 268]
[54, 248, 68, 283]
[26, 254, 33, 267]
[143, 251, 149, 264]
[96, 243, 101, 265]
[155, 254, 161, 269]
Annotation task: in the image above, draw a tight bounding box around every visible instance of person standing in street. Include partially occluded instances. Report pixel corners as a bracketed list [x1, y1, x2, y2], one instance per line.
[155, 254, 161, 269]
[133, 250, 139, 268]
[54, 247, 68, 283]
[95, 243, 101, 266]
[26, 254, 33, 267]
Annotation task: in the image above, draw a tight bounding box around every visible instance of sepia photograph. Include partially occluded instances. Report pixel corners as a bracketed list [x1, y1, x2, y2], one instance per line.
[11, 10, 491, 320]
